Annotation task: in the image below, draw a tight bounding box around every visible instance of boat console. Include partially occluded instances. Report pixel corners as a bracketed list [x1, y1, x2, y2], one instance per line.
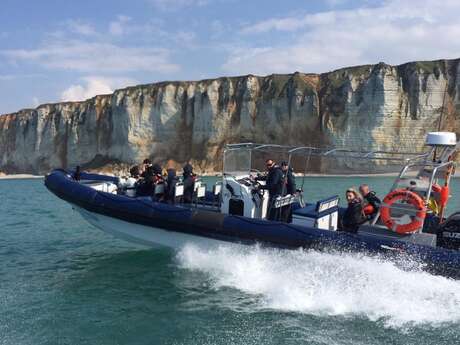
[221, 174, 269, 218]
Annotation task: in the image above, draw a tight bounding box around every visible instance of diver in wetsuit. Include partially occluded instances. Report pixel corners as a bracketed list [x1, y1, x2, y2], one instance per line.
[73, 166, 81, 181]
[359, 184, 381, 220]
[136, 165, 155, 196]
[182, 163, 196, 204]
[164, 168, 178, 204]
[150, 163, 165, 200]
[281, 161, 296, 223]
[140, 159, 152, 179]
[257, 159, 284, 221]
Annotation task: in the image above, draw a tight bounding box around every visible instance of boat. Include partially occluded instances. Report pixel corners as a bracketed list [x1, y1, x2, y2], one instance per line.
[45, 132, 460, 278]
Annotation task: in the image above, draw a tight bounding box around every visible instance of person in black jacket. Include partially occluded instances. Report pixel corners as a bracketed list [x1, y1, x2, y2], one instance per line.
[281, 161, 296, 195]
[341, 188, 365, 233]
[73, 166, 81, 181]
[164, 168, 178, 204]
[281, 161, 296, 223]
[136, 165, 155, 196]
[140, 158, 152, 179]
[359, 184, 381, 220]
[257, 159, 284, 221]
[182, 163, 196, 203]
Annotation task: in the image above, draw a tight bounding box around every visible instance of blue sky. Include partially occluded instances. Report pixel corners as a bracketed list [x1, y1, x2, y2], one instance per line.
[1, 0, 459, 114]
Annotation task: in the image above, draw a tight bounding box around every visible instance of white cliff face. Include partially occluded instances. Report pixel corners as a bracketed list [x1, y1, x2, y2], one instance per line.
[0, 59, 459, 175]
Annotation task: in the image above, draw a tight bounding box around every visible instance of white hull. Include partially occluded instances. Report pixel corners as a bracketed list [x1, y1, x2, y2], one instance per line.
[74, 206, 228, 249]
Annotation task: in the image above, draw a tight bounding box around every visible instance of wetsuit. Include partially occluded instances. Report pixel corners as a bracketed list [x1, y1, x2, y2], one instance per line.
[183, 164, 196, 204]
[258, 165, 284, 221]
[73, 166, 81, 181]
[136, 166, 156, 196]
[164, 169, 178, 204]
[363, 191, 381, 220]
[281, 167, 296, 223]
[284, 167, 296, 195]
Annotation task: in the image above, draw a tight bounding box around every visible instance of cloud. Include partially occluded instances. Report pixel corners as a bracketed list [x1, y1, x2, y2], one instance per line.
[149, 0, 209, 10]
[3, 40, 180, 73]
[60, 76, 138, 102]
[0, 73, 45, 80]
[109, 15, 132, 36]
[66, 19, 97, 36]
[32, 97, 40, 107]
[225, 0, 460, 75]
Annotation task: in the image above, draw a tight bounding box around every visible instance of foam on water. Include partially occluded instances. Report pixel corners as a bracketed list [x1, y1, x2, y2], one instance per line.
[177, 244, 460, 328]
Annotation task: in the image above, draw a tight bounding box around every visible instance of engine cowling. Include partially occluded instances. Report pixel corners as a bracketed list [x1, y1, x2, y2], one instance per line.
[437, 212, 460, 250]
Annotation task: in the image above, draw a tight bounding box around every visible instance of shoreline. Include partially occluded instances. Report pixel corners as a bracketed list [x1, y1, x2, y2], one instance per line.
[0, 172, 458, 180]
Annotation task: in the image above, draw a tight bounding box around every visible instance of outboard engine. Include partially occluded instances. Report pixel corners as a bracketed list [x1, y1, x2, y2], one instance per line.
[437, 212, 460, 249]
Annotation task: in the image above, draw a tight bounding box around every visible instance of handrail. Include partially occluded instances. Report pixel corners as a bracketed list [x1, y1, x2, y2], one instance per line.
[224, 143, 431, 162]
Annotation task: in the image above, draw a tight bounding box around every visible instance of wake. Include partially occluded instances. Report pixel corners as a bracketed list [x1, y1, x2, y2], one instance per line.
[177, 244, 460, 328]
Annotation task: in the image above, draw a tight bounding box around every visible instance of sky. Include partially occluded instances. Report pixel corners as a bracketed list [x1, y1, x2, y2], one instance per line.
[1, 0, 459, 115]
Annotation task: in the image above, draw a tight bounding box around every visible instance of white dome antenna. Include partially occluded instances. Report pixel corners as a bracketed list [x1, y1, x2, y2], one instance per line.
[426, 132, 457, 147]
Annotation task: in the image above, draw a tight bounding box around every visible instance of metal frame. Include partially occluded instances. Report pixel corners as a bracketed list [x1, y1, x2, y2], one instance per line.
[223, 143, 431, 176]
[224, 141, 458, 231]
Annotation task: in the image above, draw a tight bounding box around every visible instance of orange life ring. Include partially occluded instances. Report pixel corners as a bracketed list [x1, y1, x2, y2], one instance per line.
[380, 189, 426, 234]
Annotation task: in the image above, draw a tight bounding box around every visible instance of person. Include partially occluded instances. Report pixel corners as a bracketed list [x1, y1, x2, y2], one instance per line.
[73, 166, 81, 181]
[164, 168, 178, 204]
[140, 158, 152, 179]
[359, 184, 381, 220]
[152, 163, 164, 184]
[281, 161, 296, 195]
[341, 188, 365, 233]
[257, 159, 284, 221]
[152, 163, 164, 199]
[182, 163, 196, 203]
[281, 161, 296, 223]
[136, 165, 156, 196]
[129, 165, 140, 179]
[123, 165, 140, 197]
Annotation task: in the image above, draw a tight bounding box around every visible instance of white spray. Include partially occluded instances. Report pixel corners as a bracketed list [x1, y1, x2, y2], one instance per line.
[177, 244, 460, 328]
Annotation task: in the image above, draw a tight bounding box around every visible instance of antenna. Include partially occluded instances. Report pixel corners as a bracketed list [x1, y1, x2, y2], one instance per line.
[434, 74, 449, 161]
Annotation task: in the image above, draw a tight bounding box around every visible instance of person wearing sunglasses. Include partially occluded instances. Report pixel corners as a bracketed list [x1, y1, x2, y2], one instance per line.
[256, 159, 284, 221]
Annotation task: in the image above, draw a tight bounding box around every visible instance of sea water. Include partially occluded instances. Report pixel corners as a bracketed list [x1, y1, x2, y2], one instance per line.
[1, 177, 460, 345]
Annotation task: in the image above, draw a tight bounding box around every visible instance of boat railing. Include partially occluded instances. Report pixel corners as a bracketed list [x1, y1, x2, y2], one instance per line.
[223, 143, 431, 174]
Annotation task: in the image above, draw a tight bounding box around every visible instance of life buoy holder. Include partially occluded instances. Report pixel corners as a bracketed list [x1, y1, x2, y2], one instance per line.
[380, 189, 426, 234]
[431, 183, 442, 193]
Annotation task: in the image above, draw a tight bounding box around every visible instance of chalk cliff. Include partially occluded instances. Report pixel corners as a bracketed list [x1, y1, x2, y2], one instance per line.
[1, 58, 459, 174]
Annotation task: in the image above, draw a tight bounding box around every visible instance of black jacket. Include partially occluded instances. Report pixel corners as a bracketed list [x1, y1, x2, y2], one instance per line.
[182, 171, 196, 203]
[260, 166, 284, 198]
[165, 169, 178, 202]
[283, 168, 296, 195]
[342, 199, 364, 233]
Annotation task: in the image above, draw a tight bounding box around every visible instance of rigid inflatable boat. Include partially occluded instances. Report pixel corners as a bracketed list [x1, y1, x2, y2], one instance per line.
[45, 132, 460, 278]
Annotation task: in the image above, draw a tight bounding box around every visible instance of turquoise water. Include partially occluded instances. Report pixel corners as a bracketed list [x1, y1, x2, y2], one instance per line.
[1, 178, 460, 345]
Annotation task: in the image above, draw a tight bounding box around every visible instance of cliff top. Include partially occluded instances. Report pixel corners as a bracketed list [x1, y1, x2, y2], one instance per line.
[2, 57, 459, 117]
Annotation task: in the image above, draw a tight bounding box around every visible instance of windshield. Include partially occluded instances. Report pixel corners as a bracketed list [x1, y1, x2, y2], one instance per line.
[223, 148, 251, 176]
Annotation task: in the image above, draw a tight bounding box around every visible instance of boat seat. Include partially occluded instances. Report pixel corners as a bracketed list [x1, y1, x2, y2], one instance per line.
[293, 204, 318, 218]
[358, 225, 437, 247]
[292, 196, 339, 231]
[293, 195, 340, 218]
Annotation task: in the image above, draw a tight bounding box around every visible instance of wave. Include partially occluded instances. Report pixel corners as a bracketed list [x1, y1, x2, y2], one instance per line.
[176, 244, 460, 328]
